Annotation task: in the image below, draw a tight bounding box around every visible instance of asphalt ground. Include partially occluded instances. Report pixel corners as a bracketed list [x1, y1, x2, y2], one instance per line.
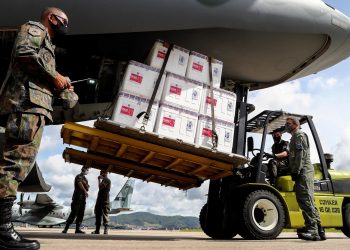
[17, 228, 350, 250]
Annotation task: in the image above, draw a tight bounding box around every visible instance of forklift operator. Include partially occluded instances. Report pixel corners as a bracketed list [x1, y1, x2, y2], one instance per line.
[267, 129, 290, 186]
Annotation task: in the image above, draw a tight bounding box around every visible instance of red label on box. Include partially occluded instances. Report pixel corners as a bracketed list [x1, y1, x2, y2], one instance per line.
[130, 73, 143, 84]
[202, 128, 212, 137]
[157, 51, 166, 59]
[170, 85, 182, 95]
[192, 62, 203, 72]
[206, 96, 217, 106]
[162, 117, 175, 127]
[120, 106, 134, 116]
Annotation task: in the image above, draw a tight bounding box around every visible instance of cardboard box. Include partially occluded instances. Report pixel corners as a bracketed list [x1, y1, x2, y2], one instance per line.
[146, 40, 190, 77]
[161, 73, 204, 112]
[199, 86, 236, 123]
[185, 51, 209, 84]
[154, 103, 198, 144]
[195, 115, 234, 153]
[211, 58, 223, 88]
[111, 92, 158, 132]
[119, 60, 165, 101]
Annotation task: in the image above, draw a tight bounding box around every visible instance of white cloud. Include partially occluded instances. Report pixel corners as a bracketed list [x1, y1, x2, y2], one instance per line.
[307, 77, 339, 90]
[39, 125, 62, 152]
[249, 80, 312, 114]
[39, 135, 58, 151]
[333, 128, 350, 170]
[132, 181, 207, 216]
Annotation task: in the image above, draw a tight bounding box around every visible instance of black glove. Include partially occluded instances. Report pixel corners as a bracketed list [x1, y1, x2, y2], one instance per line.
[291, 173, 299, 181]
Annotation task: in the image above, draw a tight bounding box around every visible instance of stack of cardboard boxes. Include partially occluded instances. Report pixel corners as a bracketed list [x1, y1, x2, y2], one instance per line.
[111, 40, 236, 154]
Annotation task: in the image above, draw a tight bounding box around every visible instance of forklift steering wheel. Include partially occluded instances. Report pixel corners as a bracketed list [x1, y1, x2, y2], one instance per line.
[252, 149, 270, 161]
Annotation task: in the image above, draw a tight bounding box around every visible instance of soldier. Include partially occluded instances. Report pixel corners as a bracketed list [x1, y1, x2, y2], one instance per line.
[267, 129, 289, 185]
[0, 7, 71, 250]
[62, 166, 90, 234]
[91, 170, 111, 235]
[285, 117, 326, 241]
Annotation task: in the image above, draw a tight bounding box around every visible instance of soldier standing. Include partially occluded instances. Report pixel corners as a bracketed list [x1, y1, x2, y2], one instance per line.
[0, 7, 71, 250]
[285, 117, 326, 241]
[62, 166, 90, 234]
[92, 170, 111, 235]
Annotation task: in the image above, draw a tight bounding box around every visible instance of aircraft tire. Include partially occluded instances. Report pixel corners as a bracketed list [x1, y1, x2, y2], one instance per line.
[238, 190, 285, 240]
[199, 203, 237, 239]
[341, 203, 350, 238]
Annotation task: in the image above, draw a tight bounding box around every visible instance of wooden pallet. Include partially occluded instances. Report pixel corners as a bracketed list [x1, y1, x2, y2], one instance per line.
[61, 120, 248, 190]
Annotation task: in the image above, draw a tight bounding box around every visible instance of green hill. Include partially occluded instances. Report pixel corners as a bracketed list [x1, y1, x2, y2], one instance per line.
[84, 212, 200, 229]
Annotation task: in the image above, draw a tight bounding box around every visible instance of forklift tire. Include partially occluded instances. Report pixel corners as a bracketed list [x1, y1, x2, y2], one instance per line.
[341, 203, 350, 238]
[238, 190, 285, 240]
[199, 203, 237, 239]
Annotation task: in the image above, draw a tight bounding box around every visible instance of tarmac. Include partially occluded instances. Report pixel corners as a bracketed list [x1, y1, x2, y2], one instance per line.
[17, 228, 350, 250]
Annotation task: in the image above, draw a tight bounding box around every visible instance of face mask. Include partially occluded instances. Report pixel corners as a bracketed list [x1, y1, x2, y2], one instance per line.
[285, 123, 293, 133]
[50, 19, 68, 36]
[273, 136, 281, 142]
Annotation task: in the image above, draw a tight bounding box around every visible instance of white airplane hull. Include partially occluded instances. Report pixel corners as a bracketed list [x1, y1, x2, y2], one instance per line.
[1, 0, 349, 89]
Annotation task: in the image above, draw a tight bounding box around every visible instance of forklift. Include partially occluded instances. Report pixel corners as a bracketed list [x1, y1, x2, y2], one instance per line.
[200, 85, 350, 239]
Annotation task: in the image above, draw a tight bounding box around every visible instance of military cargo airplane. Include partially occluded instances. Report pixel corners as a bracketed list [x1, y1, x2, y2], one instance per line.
[12, 179, 135, 227]
[0, 0, 350, 123]
[0, 0, 350, 191]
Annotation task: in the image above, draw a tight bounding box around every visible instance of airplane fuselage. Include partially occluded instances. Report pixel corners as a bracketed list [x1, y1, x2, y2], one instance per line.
[1, 0, 349, 89]
[1, 0, 349, 124]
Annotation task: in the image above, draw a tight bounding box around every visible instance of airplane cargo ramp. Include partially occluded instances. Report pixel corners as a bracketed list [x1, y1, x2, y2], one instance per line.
[61, 119, 248, 190]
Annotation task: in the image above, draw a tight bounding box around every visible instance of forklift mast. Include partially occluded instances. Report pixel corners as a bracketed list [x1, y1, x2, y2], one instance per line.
[205, 84, 250, 231]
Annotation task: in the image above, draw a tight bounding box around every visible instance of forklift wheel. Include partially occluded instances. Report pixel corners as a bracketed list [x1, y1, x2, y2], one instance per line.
[199, 203, 237, 239]
[239, 190, 285, 240]
[341, 203, 350, 238]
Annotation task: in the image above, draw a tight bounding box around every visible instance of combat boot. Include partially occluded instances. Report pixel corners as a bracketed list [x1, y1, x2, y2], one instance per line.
[62, 223, 70, 233]
[104, 225, 108, 235]
[318, 223, 326, 241]
[0, 197, 40, 250]
[296, 227, 306, 239]
[298, 231, 321, 241]
[91, 224, 100, 234]
[75, 224, 85, 234]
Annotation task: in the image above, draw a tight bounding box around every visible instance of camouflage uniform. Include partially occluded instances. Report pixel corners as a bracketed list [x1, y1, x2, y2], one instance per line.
[0, 21, 57, 198]
[289, 129, 321, 235]
[66, 173, 88, 226]
[94, 176, 111, 227]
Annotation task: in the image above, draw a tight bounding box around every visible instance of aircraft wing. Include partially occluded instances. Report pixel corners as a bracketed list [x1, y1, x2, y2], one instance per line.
[15, 213, 66, 226]
[15, 205, 65, 226]
[21, 194, 63, 210]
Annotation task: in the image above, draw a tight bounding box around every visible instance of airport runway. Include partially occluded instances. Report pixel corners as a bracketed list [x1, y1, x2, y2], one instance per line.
[17, 228, 350, 250]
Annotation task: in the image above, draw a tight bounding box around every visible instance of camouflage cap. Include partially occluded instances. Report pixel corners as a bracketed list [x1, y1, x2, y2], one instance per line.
[59, 89, 79, 109]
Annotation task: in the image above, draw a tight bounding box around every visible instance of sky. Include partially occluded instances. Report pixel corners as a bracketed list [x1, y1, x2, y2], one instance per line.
[26, 0, 350, 218]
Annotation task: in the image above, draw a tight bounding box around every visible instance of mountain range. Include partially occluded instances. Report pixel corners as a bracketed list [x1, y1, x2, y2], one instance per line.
[84, 212, 200, 229]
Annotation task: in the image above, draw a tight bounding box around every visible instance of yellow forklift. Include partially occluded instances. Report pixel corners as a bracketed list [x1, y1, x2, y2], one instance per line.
[200, 108, 350, 239]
